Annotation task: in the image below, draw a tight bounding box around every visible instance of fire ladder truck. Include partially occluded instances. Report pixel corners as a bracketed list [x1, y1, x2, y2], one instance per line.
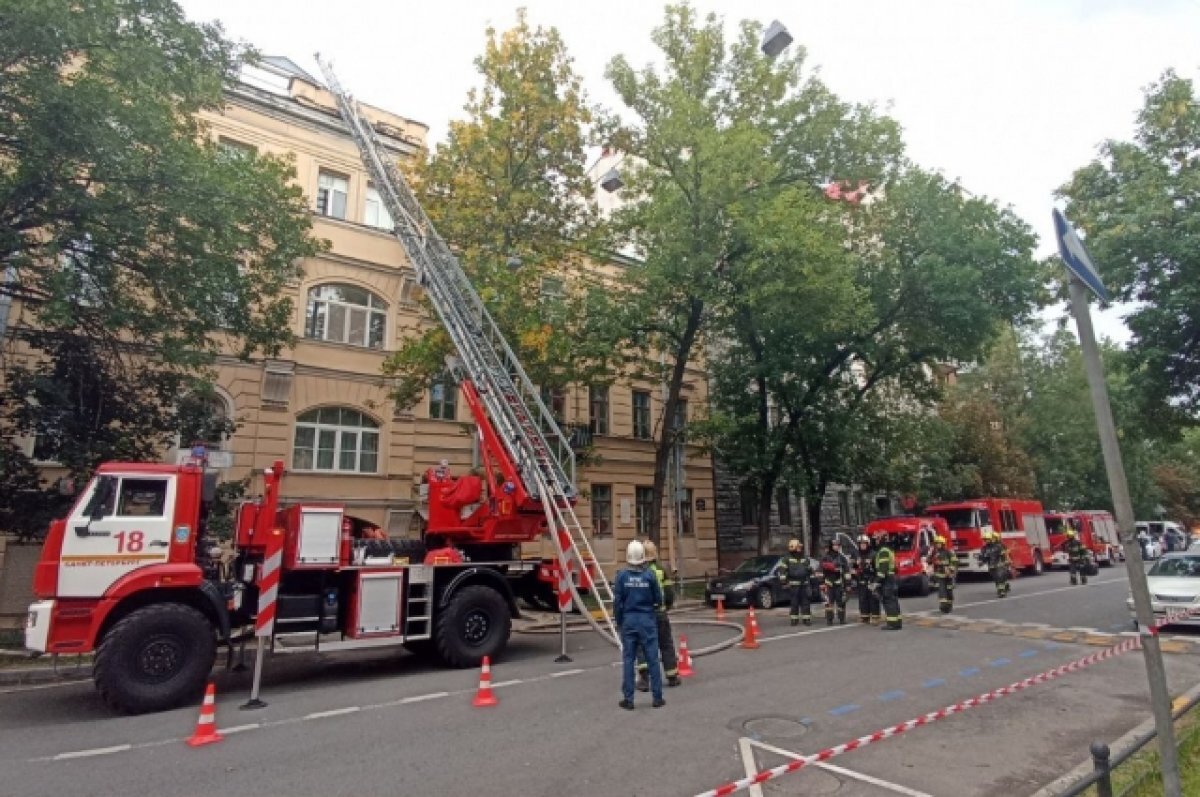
[22, 58, 617, 714]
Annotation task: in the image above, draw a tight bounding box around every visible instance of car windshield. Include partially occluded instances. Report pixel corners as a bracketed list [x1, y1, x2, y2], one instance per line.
[732, 556, 777, 575]
[927, 509, 984, 530]
[1148, 556, 1200, 578]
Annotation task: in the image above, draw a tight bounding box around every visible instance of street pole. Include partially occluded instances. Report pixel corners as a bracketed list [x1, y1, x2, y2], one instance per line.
[1067, 275, 1181, 795]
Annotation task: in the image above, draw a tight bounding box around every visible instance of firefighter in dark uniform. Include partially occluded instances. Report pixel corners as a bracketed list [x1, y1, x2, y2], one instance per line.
[819, 539, 852, 625]
[980, 531, 1011, 597]
[615, 540, 664, 709]
[927, 534, 958, 614]
[782, 538, 814, 626]
[636, 540, 681, 691]
[853, 534, 879, 624]
[873, 533, 902, 630]
[1062, 529, 1090, 585]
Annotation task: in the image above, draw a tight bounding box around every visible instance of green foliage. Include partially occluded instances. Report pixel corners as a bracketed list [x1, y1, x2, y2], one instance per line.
[0, 0, 321, 482]
[1058, 69, 1200, 417]
[383, 10, 620, 406]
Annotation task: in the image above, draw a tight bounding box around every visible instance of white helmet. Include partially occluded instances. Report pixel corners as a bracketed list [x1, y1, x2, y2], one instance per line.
[626, 540, 646, 565]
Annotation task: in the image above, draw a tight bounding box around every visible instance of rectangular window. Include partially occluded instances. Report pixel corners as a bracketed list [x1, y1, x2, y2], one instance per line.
[632, 390, 652, 439]
[838, 490, 850, 526]
[316, 170, 348, 219]
[364, 185, 394, 230]
[740, 483, 760, 527]
[776, 487, 792, 527]
[635, 486, 655, 537]
[677, 488, 694, 536]
[591, 484, 612, 537]
[217, 137, 255, 159]
[589, 385, 609, 436]
[539, 385, 566, 421]
[116, 478, 168, 518]
[429, 373, 458, 421]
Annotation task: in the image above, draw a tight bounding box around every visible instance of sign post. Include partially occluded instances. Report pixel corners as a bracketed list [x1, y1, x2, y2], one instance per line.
[1055, 209, 1180, 796]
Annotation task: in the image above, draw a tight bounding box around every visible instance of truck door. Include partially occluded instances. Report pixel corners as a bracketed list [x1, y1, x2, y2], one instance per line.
[58, 474, 176, 597]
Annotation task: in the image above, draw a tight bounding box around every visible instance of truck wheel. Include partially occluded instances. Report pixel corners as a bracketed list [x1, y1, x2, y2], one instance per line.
[434, 584, 511, 668]
[94, 603, 215, 714]
[1029, 552, 1044, 576]
[918, 574, 932, 597]
[756, 586, 775, 610]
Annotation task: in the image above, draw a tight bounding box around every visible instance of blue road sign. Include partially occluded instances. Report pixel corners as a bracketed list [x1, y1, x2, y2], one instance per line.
[1053, 208, 1109, 303]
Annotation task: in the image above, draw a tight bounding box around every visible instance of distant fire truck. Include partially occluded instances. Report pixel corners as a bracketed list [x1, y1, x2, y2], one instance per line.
[1045, 509, 1121, 570]
[923, 498, 1052, 576]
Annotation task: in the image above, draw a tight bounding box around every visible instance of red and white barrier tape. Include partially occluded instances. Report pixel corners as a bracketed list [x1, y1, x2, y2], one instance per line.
[695, 604, 1200, 797]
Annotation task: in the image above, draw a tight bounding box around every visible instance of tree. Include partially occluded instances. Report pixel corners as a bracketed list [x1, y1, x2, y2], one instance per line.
[0, 0, 321, 479]
[383, 10, 621, 410]
[1058, 69, 1200, 418]
[604, 4, 904, 544]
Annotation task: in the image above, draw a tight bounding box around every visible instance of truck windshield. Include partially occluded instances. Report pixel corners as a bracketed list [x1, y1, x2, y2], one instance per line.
[891, 533, 916, 552]
[1045, 516, 1067, 534]
[927, 509, 979, 530]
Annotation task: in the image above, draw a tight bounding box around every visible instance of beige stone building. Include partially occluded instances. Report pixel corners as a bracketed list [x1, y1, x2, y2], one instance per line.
[4, 56, 717, 578]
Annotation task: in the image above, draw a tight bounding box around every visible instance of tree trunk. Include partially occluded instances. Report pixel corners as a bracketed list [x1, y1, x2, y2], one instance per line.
[649, 299, 704, 546]
[757, 476, 777, 554]
[806, 478, 827, 553]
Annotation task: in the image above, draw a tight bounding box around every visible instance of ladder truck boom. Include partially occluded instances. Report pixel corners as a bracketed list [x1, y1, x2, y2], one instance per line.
[313, 55, 618, 645]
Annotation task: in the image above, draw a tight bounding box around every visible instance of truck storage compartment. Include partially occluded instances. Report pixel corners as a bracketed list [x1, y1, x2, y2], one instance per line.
[347, 570, 405, 638]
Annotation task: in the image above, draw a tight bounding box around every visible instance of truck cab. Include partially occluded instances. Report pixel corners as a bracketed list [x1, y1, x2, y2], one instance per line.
[863, 516, 945, 596]
[924, 498, 1050, 576]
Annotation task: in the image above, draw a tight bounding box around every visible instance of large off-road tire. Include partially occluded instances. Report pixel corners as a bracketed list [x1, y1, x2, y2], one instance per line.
[389, 538, 427, 564]
[434, 584, 511, 669]
[93, 603, 216, 715]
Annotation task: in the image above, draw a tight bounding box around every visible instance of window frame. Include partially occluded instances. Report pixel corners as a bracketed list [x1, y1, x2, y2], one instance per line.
[589, 385, 609, 436]
[316, 169, 349, 220]
[740, 483, 760, 528]
[677, 488, 694, 536]
[635, 486, 655, 537]
[590, 484, 612, 537]
[429, 372, 458, 421]
[292, 407, 381, 474]
[632, 390, 652, 440]
[364, 184, 394, 231]
[304, 283, 388, 349]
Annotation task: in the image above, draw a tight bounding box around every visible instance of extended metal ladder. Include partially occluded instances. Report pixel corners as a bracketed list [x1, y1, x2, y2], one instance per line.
[315, 56, 618, 646]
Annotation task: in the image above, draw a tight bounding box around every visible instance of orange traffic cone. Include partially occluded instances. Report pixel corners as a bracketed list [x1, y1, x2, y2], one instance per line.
[472, 655, 499, 708]
[741, 606, 760, 650]
[677, 635, 695, 678]
[186, 682, 224, 747]
[715, 597, 726, 621]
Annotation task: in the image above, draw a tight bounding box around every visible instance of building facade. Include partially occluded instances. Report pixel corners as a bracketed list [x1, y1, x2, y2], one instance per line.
[3, 57, 719, 578]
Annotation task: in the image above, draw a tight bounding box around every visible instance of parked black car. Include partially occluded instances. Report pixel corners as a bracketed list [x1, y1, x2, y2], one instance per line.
[705, 554, 819, 610]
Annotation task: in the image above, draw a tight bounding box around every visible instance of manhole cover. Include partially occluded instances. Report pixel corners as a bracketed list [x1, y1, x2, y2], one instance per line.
[742, 715, 811, 739]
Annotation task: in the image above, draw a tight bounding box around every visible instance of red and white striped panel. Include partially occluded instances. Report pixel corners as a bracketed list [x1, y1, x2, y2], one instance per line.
[255, 540, 283, 639]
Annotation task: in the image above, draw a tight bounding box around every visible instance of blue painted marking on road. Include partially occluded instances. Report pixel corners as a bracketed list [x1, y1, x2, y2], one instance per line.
[960, 667, 981, 677]
[1043, 641, 1062, 650]
[829, 703, 860, 716]
[1019, 649, 1040, 658]
[923, 678, 946, 689]
[990, 658, 1012, 667]
[879, 690, 906, 702]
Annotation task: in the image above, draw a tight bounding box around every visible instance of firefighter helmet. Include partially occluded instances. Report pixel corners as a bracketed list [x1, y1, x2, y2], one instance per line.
[857, 534, 871, 546]
[788, 538, 802, 552]
[642, 540, 658, 561]
[1065, 529, 1077, 538]
[626, 540, 646, 565]
[935, 535, 947, 547]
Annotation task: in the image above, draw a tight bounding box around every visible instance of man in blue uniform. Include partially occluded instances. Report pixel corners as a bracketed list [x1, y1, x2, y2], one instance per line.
[614, 540, 665, 709]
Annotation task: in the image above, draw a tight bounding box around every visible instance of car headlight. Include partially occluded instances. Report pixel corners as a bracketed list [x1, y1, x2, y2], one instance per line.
[733, 581, 757, 591]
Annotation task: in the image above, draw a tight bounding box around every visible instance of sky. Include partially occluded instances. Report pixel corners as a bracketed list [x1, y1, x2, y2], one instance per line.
[178, 0, 1200, 344]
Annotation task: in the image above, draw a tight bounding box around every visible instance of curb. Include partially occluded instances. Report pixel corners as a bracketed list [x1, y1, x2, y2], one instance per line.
[1028, 678, 1200, 797]
[0, 664, 91, 687]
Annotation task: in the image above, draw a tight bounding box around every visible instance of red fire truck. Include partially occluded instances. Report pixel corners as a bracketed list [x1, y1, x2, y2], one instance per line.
[1045, 509, 1121, 570]
[862, 516, 950, 596]
[23, 60, 612, 714]
[922, 498, 1052, 576]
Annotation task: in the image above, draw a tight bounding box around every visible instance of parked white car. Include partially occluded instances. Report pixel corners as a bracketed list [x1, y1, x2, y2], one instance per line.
[1127, 552, 1200, 628]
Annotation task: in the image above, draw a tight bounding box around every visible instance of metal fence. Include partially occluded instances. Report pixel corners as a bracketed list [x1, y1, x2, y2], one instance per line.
[1057, 688, 1200, 796]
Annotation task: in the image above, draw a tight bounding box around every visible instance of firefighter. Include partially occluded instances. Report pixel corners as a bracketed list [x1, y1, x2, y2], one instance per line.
[782, 538, 814, 626]
[1062, 529, 1090, 586]
[873, 534, 902, 630]
[980, 531, 1011, 598]
[615, 540, 665, 709]
[853, 534, 879, 624]
[636, 540, 681, 691]
[928, 534, 957, 613]
[819, 539, 852, 625]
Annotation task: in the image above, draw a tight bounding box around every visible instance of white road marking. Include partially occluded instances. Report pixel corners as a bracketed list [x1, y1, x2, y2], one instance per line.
[952, 575, 1128, 613]
[395, 691, 449, 704]
[489, 679, 522, 688]
[53, 744, 132, 760]
[221, 723, 260, 735]
[739, 737, 934, 797]
[0, 679, 89, 695]
[550, 668, 584, 677]
[304, 706, 360, 720]
[759, 623, 858, 643]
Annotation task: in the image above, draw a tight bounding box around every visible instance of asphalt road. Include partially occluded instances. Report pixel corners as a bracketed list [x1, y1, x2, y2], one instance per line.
[2, 563, 1198, 797]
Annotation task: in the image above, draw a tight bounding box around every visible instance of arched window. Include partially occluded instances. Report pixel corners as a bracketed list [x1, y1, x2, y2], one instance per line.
[304, 283, 387, 349]
[293, 407, 380, 473]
